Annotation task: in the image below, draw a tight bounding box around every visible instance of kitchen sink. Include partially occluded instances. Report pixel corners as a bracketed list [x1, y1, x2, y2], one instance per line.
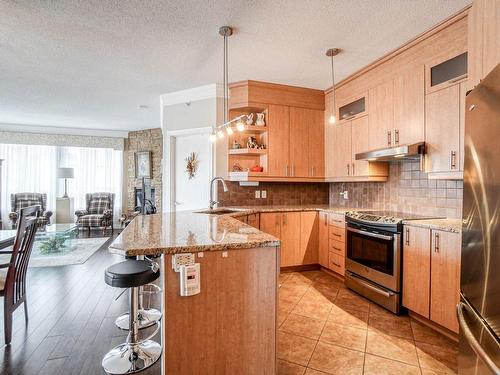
[195, 209, 240, 215]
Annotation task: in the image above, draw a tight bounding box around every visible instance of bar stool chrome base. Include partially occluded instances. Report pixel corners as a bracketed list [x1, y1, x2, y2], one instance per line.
[115, 308, 162, 330]
[101, 340, 162, 375]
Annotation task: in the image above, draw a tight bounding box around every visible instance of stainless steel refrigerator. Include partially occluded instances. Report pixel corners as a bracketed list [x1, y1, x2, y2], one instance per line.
[459, 63, 500, 375]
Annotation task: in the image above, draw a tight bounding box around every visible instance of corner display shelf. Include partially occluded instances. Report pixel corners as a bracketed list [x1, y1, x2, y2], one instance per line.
[228, 148, 267, 156]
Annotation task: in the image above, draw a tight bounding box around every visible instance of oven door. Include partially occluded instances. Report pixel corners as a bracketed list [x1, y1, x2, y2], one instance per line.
[346, 225, 401, 292]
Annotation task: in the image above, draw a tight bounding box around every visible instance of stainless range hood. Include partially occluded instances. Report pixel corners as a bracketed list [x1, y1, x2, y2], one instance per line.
[355, 142, 426, 162]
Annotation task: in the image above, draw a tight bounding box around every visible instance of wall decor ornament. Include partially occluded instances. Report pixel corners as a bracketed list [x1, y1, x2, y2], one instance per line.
[135, 151, 152, 178]
[185, 152, 199, 179]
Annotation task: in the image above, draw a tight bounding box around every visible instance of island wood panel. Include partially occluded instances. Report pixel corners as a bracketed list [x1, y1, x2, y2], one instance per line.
[216, 247, 278, 375]
[425, 84, 461, 173]
[430, 230, 461, 333]
[289, 107, 310, 177]
[402, 225, 431, 318]
[164, 247, 278, 375]
[299, 211, 319, 265]
[393, 65, 425, 145]
[164, 252, 218, 374]
[318, 212, 329, 267]
[267, 105, 290, 177]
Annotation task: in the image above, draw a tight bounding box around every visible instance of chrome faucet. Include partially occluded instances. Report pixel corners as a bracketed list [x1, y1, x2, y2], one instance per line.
[209, 177, 228, 210]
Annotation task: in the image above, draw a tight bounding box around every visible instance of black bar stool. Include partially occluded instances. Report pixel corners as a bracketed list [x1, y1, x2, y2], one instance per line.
[102, 260, 162, 374]
[115, 255, 162, 331]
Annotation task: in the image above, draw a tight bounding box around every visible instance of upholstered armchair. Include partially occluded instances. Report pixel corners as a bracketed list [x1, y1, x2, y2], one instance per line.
[75, 192, 114, 234]
[9, 193, 53, 229]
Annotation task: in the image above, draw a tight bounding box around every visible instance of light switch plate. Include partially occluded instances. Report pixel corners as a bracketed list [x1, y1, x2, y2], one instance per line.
[261, 190, 267, 199]
[255, 190, 261, 199]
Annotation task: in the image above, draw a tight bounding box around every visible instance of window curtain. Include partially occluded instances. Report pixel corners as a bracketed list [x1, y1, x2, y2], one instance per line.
[58, 147, 123, 221]
[0, 143, 123, 229]
[0, 144, 57, 228]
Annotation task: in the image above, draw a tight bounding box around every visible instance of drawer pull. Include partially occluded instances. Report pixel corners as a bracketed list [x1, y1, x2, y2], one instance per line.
[332, 233, 341, 237]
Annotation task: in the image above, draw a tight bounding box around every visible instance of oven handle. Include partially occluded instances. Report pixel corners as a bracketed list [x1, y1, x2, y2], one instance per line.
[347, 226, 394, 241]
[348, 272, 394, 298]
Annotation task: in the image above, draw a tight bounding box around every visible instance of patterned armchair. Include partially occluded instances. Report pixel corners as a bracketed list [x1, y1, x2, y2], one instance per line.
[9, 193, 53, 229]
[75, 192, 115, 234]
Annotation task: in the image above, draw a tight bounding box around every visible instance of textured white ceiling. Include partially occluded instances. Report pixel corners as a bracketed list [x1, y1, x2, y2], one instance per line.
[0, 0, 470, 131]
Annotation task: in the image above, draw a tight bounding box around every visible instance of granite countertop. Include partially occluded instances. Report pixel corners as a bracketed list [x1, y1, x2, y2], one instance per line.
[108, 205, 359, 256]
[108, 210, 281, 256]
[402, 218, 463, 233]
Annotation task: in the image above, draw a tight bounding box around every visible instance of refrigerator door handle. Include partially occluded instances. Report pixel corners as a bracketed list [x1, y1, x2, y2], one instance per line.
[457, 302, 500, 375]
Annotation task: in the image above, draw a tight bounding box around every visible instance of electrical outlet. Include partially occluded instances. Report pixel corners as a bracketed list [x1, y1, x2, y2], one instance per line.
[339, 191, 349, 200]
[261, 190, 267, 199]
[255, 190, 261, 199]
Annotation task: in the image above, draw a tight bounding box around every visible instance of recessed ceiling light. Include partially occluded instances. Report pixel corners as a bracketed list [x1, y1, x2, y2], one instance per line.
[139, 104, 149, 109]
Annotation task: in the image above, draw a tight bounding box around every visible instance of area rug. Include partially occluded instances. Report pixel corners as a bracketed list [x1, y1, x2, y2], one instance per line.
[29, 237, 109, 267]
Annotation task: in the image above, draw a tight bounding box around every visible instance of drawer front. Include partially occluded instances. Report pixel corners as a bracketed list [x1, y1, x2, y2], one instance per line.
[329, 239, 345, 256]
[328, 213, 346, 228]
[329, 226, 346, 242]
[329, 252, 345, 276]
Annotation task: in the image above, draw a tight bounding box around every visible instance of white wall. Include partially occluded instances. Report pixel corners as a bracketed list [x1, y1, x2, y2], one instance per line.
[160, 84, 227, 212]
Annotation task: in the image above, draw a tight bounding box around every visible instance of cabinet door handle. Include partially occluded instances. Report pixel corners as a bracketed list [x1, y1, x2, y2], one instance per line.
[282, 214, 287, 226]
[352, 163, 355, 176]
[347, 164, 350, 176]
[394, 129, 399, 145]
[434, 232, 440, 252]
[331, 245, 341, 251]
[387, 131, 392, 147]
[451, 151, 457, 169]
[275, 214, 280, 227]
[405, 227, 410, 246]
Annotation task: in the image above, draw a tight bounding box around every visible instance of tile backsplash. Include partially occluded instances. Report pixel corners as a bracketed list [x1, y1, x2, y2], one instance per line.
[218, 182, 329, 206]
[329, 161, 463, 218]
[219, 161, 463, 218]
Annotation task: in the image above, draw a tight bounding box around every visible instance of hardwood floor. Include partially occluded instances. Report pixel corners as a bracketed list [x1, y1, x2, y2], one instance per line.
[0, 230, 162, 375]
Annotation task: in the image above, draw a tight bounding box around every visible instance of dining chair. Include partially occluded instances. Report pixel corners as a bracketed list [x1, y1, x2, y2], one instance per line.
[0, 205, 40, 345]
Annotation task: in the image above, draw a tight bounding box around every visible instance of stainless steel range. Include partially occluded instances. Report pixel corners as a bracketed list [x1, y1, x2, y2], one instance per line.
[344, 210, 437, 314]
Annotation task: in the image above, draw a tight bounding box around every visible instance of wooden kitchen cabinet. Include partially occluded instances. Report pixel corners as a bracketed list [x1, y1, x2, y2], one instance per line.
[260, 212, 301, 267]
[299, 211, 319, 265]
[425, 81, 466, 176]
[318, 211, 329, 267]
[369, 80, 394, 150]
[468, 0, 500, 90]
[165, 247, 278, 374]
[350, 116, 370, 177]
[402, 226, 431, 318]
[393, 66, 425, 146]
[430, 229, 461, 333]
[267, 104, 290, 177]
[327, 116, 387, 180]
[289, 107, 325, 178]
[402, 225, 461, 333]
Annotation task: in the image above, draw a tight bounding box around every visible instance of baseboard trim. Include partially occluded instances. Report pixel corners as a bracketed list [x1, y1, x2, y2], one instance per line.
[408, 311, 459, 342]
[280, 264, 320, 272]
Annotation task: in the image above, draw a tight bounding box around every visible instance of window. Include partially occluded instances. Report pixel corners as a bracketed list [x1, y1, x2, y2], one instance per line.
[0, 144, 123, 228]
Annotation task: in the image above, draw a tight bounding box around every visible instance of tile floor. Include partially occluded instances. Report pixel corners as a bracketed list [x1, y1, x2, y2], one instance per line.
[278, 271, 458, 375]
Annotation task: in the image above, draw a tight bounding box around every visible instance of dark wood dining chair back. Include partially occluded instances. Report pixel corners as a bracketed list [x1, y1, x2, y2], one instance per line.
[1, 205, 40, 345]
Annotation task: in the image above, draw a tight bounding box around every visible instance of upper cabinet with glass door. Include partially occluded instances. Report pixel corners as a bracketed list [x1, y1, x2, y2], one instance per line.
[425, 51, 468, 94]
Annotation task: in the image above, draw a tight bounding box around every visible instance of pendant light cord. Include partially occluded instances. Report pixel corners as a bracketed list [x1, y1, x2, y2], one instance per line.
[330, 54, 335, 117]
[223, 33, 228, 124]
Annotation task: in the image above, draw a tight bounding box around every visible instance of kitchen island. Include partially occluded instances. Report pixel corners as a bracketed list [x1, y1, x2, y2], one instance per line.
[109, 210, 281, 375]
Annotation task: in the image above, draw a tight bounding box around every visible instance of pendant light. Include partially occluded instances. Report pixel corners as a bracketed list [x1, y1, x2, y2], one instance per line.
[209, 26, 248, 142]
[326, 48, 341, 124]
